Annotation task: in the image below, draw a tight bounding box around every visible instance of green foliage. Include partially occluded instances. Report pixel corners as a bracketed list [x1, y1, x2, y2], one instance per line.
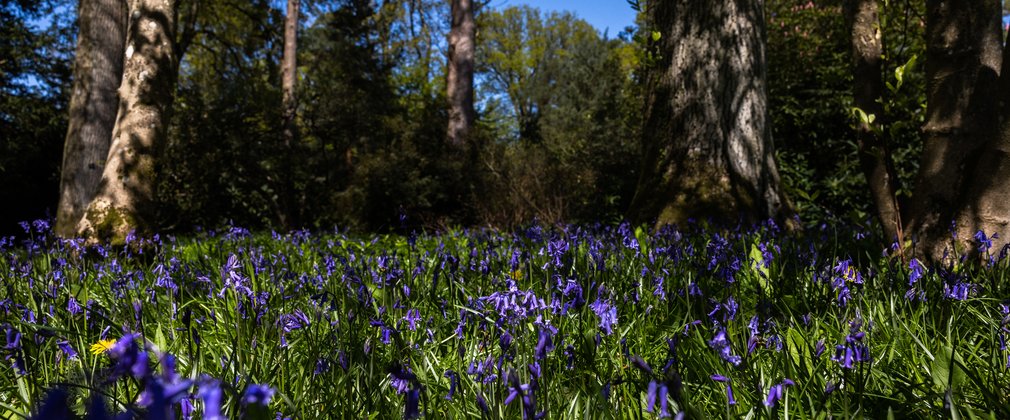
[0, 0, 74, 235]
[767, 0, 926, 226]
[475, 6, 641, 225]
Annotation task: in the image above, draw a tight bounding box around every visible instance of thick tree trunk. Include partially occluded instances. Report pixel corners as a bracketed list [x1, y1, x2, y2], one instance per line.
[939, 3, 1010, 259]
[56, 0, 127, 238]
[846, 0, 903, 244]
[280, 0, 299, 228]
[908, 0, 1001, 259]
[447, 0, 475, 149]
[628, 0, 790, 226]
[77, 0, 178, 244]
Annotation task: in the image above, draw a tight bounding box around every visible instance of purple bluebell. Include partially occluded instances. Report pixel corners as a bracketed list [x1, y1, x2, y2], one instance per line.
[975, 230, 994, 253]
[197, 376, 225, 420]
[389, 364, 416, 394]
[908, 258, 923, 286]
[57, 340, 77, 360]
[242, 384, 274, 406]
[444, 370, 459, 400]
[630, 355, 653, 375]
[475, 392, 490, 414]
[108, 333, 149, 379]
[504, 371, 544, 420]
[589, 298, 617, 335]
[708, 329, 742, 366]
[404, 388, 420, 419]
[943, 282, 974, 301]
[402, 309, 421, 331]
[535, 328, 554, 360]
[764, 379, 794, 408]
[645, 380, 671, 417]
[67, 297, 83, 315]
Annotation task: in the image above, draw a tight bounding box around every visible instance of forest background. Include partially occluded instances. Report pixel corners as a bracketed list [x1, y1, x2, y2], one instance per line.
[0, 0, 993, 249]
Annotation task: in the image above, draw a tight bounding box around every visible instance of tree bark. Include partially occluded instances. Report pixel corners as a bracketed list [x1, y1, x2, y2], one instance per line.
[280, 0, 299, 228]
[908, 0, 1001, 259]
[628, 0, 791, 226]
[56, 0, 127, 238]
[77, 0, 178, 244]
[937, 1, 1010, 259]
[447, 0, 475, 149]
[846, 0, 903, 244]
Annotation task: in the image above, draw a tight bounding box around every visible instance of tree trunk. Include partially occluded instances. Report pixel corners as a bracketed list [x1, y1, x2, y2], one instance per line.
[908, 0, 1001, 259]
[56, 0, 127, 238]
[846, 0, 903, 244]
[447, 0, 475, 149]
[628, 0, 791, 226]
[280, 0, 299, 228]
[77, 0, 178, 244]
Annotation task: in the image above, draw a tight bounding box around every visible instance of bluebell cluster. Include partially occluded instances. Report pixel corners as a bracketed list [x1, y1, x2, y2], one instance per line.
[1, 219, 1009, 417]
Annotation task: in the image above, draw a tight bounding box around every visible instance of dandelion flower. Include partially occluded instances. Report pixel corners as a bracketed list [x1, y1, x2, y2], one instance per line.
[90, 339, 116, 355]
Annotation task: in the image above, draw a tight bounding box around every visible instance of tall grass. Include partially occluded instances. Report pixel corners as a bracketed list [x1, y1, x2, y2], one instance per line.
[0, 220, 1007, 418]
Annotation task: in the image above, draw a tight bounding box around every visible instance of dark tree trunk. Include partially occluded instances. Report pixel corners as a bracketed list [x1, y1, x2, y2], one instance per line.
[77, 0, 178, 244]
[937, 1, 1010, 259]
[908, 0, 1002, 259]
[56, 0, 127, 238]
[846, 0, 903, 244]
[628, 0, 791, 226]
[280, 0, 299, 228]
[447, 0, 476, 150]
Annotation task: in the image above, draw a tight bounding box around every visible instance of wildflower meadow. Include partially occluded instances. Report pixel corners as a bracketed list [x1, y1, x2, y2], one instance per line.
[2, 219, 1009, 419]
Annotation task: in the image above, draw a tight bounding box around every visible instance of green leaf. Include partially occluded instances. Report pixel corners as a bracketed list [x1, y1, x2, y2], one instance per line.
[932, 346, 966, 390]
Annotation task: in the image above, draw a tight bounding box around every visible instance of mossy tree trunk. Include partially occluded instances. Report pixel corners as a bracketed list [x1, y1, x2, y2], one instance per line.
[56, 0, 127, 238]
[628, 0, 791, 226]
[77, 0, 178, 244]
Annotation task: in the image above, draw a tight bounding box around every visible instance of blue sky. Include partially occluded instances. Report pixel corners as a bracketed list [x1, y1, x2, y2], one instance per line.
[498, 0, 638, 35]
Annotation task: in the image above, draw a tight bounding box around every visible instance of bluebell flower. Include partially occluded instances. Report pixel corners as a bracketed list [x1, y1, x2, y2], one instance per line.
[943, 282, 974, 301]
[197, 376, 225, 420]
[108, 333, 149, 379]
[908, 258, 923, 286]
[764, 379, 794, 408]
[708, 329, 742, 366]
[504, 371, 544, 420]
[242, 384, 274, 406]
[975, 230, 994, 253]
[67, 297, 83, 315]
[444, 370, 459, 400]
[645, 380, 671, 417]
[629, 355, 653, 375]
[475, 392, 490, 414]
[389, 364, 416, 394]
[404, 388, 420, 419]
[535, 328, 554, 360]
[57, 340, 77, 360]
[402, 309, 421, 331]
[589, 298, 617, 335]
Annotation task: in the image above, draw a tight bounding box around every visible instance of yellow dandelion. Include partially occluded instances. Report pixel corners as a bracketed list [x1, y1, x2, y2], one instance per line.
[90, 339, 116, 355]
[510, 269, 523, 281]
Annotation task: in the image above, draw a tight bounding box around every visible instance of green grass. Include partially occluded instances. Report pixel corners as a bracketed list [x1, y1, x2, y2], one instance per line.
[0, 222, 1008, 419]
